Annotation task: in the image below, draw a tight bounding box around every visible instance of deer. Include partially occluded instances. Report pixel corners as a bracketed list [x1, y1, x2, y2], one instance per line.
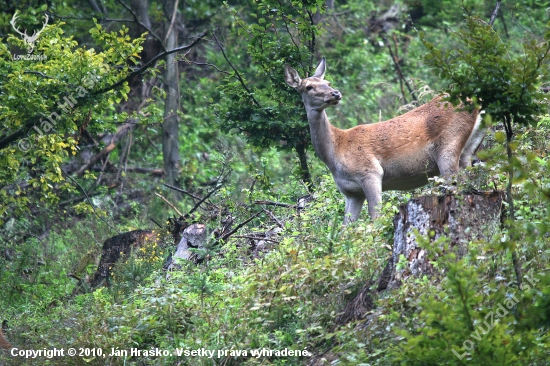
[10, 11, 49, 54]
[0, 328, 12, 350]
[284, 58, 485, 224]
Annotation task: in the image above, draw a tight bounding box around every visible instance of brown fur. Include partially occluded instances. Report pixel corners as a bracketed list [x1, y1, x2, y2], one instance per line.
[284, 58, 485, 223]
[0, 329, 12, 350]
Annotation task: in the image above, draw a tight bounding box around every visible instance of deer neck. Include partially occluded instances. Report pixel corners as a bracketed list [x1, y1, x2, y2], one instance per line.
[306, 108, 339, 170]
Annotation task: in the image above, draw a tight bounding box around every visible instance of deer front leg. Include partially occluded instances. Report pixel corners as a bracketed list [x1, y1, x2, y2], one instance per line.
[362, 174, 382, 220]
[343, 195, 365, 225]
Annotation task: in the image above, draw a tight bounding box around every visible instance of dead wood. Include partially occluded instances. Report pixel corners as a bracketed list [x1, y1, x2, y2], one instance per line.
[155, 192, 184, 217]
[218, 210, 263, 242]
[75, 121, 135, 177]
[254, 200, 296, 208]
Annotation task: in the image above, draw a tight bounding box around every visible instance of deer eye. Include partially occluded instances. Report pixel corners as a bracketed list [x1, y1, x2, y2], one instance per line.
[306, 85, 313, 91]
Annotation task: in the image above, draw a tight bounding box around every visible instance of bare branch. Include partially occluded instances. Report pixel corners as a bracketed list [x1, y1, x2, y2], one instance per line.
[180, 60, 231, 76]
[87, 0, 104, 14]
[46, 11, 134, 23]
[219, 210, 263, 242]
[254, 200, 296, 208]
[116, 0, 165, 48]
[212, 31, 263, 109]
[75, 122, 134, 177]
[262, 208, 284, 228]
[164, 0, 180, 45]
[162, 182, 207, 202]
[155, 192, 184, 217]
[61, 169, 121, 234]
[382, 34, 417, 102]
[233, 234, 279, 244]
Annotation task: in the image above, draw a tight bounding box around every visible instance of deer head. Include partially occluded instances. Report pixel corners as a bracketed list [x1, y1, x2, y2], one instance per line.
[284, 58, 342, 112]
[10, 11, 49, 54]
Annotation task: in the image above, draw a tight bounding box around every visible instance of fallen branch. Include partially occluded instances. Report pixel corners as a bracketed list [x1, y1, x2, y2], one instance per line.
[254, 200, 296, 208]
[75, 122, 134, 177]
[150, 218, 163, 229]
[219, 210, 263, 242]
[162, 182, 204, 202]
[263, 208, 284, 228]
[233, 234, 279, 244]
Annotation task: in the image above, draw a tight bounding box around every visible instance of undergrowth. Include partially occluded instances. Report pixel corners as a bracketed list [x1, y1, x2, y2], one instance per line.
[1, 126, 550, 365]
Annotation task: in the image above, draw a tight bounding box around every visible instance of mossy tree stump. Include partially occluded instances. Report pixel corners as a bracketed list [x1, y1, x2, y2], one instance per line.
[338, 191, 504, 324]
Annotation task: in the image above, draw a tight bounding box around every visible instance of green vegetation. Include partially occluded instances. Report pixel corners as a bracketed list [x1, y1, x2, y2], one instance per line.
[0, 0, 549, 365]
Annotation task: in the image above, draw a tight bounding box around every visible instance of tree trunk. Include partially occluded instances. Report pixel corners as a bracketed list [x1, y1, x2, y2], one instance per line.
[295, 140, 312, 188]
[132, 0, 152, 29]
[162, 0, 182, 187]
[338, 191, 503, 324]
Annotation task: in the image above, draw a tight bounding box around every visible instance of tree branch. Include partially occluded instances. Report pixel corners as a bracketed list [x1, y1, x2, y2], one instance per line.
[212, 31, 263, 109]
[155, 192, 184, 217]
[382, 34, 417, 102]
[75, 122, 134, 177]
[489, 1, 501, 26]
[92, 32, 206, 96]
[0, 126, 31, 151]
[163, 0, 180, 45]
[179, 60, 231, 76]
[219, 210, 263, 242]
[116, 0, 166, 48]
[61, 169, 121, 234]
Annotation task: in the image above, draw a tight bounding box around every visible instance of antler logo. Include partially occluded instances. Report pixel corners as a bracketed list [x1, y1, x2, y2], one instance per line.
[10, 11, 49, 54]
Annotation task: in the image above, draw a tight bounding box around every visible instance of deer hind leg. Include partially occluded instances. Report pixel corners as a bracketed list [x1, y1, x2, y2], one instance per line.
[460, 113, 486, 168]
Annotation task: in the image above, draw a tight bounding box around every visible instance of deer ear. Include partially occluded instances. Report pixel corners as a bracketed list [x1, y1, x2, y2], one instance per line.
[284, 64, 301, 88]
[313, 57, 326, 79]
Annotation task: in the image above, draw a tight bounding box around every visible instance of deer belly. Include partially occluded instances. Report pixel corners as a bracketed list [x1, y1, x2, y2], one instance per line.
[381, 155, 439, 191]
[332, 170, 366, 197]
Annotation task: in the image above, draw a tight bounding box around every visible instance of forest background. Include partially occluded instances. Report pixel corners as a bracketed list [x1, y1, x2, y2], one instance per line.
[1, 0, 550, 365]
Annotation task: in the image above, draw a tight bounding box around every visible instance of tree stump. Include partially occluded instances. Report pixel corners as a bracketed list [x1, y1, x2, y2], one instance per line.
[338, 191, 503, 324]
[378, 191, 504, 290]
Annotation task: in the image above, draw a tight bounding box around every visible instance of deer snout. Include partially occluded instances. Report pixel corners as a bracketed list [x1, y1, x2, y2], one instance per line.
[332, 90, 342, 100]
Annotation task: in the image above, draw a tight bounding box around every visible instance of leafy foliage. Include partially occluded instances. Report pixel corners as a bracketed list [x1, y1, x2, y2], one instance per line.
[1, 1, 550, 366]
[215, 0, 326, 181]
[0, 20, 144, 223]
[421, 16, 550, 128]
